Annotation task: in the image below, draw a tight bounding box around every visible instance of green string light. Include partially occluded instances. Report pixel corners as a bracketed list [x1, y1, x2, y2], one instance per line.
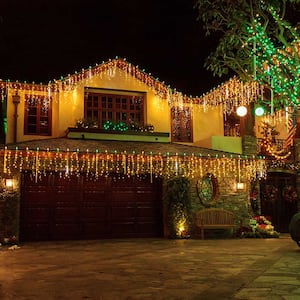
[247, 6, 300, 108]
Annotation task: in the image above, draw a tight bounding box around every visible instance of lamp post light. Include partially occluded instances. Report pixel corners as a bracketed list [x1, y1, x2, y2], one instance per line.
[255, 106, 265, 117]
[236, 105, 248, 117]
[236, 105, 247, 137]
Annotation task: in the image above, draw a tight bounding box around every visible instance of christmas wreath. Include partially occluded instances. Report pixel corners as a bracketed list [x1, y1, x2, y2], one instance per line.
[264, 185, 279, 203]
[282, 185, 298, 203]
[196, 173, 218, 207]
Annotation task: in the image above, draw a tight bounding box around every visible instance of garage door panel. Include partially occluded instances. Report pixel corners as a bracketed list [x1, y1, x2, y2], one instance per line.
[81, 222, 111, 238]
[137, 189, 157, 197]
[51, 222, 81, 240]
[22, 190, 49, 204]
[136, 206, 158, 218]
[22, 207, 50, 222]
[81, 207, 108, 219]
[111, 177, 134, 187]
[21, 198, 49, 211]
[111, 222, 136, 235]
[54, 207, 80, 220]
[82, 190, 109, 220]
[53, 175, 81, 185]
[111, 191, 135, 201]
[21, 224, 50, 241]
[136, 222, 161, 236]
[83, 190, 106, 199]
[22, 173, 50, 185]
[111, 206, 136, 219]
[55, 191, 79, 199]
[20, 173, 163, 241]
[83, 179, 109, 190]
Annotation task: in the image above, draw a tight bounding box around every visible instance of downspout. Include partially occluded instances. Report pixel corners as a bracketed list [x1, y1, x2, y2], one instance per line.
[12, 91, 20, 143]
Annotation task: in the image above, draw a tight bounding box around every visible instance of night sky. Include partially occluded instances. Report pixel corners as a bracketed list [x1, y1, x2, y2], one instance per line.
[0, 0, 226, 96]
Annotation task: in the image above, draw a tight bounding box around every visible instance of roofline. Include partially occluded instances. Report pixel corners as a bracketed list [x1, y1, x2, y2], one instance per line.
[0, 57, 261, 107]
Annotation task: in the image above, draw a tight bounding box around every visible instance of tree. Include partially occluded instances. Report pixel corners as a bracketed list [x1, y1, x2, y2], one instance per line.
[194, 0, 300, 108]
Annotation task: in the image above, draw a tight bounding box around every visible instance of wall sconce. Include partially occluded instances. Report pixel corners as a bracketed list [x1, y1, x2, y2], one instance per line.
[236, 182, 245, 190]
[5, 178, 14, 190]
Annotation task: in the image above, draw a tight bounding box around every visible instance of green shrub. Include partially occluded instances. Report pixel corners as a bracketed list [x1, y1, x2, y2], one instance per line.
[164, 177, 192, 238]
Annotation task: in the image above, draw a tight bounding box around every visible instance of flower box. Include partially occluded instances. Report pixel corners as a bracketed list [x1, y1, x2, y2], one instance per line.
[67, 128, 170, 143]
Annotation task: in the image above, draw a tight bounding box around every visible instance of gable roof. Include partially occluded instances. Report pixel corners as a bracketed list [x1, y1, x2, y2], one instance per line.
[0, 58, 261, 110]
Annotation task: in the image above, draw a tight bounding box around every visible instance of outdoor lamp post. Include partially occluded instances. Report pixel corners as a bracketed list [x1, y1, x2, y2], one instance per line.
[236, 105, 247, 137]
[236, 104, 255, 137]
[12, 91, 20, 143]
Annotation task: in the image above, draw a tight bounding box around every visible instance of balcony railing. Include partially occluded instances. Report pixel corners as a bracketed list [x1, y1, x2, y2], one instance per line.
[257, 138, 284, 152]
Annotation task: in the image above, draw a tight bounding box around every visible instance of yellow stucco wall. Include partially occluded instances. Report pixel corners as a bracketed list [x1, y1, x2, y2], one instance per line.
[57, 69, 171, 138]
[192, 106, 224, 148]
[5, 68, 225, 147]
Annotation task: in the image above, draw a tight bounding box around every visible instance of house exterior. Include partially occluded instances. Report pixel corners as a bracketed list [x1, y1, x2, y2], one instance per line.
[0, 58, 297, 242]
[3, 59, 225, 148]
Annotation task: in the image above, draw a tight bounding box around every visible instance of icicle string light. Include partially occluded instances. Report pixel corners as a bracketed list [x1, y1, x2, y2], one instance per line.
[3, 146, 7, 174]
[0, 147, 266, 182]
[0, 58, 261, 114]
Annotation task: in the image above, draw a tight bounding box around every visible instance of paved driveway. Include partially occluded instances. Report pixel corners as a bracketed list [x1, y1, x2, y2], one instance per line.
[0, 235, 299, 300]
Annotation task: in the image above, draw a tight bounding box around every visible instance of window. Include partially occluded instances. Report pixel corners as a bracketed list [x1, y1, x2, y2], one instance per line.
[171, 106, 193, 142]
[84, 89, 144, 128]
[224, 113, 240, 137]
[24, 95, 52, 135]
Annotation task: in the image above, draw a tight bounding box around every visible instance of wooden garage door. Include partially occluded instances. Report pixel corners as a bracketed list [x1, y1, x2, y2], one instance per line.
[19, 173, 163, 241]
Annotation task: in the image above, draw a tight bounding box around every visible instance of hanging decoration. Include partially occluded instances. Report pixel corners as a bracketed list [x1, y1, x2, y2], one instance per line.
[259, 121, 292, 159]
[196, 173, 218, 207]
[282, 185, 298, 204]
[0, 147, 266, 183]
[263, 185, 279, 204]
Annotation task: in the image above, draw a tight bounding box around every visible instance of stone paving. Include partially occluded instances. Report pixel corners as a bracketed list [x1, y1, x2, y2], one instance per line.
[0, 234, 299, 300]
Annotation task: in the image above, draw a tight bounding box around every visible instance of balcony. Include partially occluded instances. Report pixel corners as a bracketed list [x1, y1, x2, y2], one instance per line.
[211, 136, 243, 154]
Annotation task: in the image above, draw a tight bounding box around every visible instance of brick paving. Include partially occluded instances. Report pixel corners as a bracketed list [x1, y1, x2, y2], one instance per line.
[0, 234, 299, 300]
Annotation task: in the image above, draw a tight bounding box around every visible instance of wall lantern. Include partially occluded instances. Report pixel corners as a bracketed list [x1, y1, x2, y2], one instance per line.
[236, 182, 245, 190]
[5, 178, 14, 190]
[236, 105, 247, 117]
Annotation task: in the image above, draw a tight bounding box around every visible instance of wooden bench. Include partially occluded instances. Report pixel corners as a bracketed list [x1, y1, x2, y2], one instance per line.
[194, 208, 241, 239]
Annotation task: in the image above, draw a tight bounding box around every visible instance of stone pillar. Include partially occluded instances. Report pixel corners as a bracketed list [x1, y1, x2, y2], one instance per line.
[242, 135, 258, 156]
